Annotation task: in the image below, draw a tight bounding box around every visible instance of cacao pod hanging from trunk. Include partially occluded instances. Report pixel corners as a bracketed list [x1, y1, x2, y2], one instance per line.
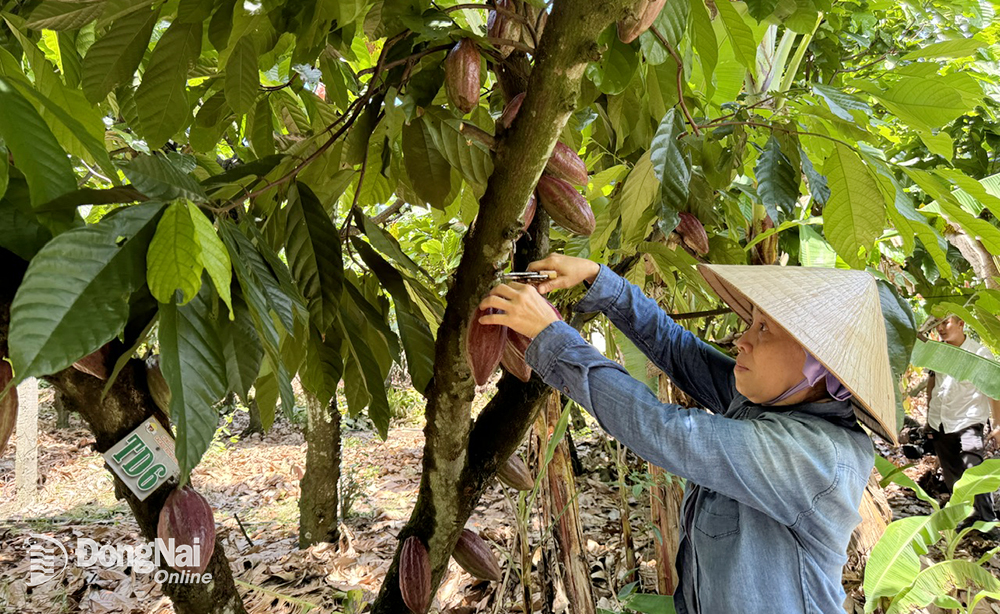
[146, 355, 171, 416]
[157, 485, 216, 573]
[617, 0, 668, 44]
[399, 536, 432, 613]
[500, 329, 533, 382]
[467, 307, 507, 386]
[498, 92, 525, 130]
[498, 453, 534, 491]
[453, 529, 502, 582]
[0, 359, 18, 457]
[750, 214, 778, 265]
[545, 142, 589, 186]
[445, 38, 481, 114]
[487, 0, 520, 58]
[676, 212, 710, 255]
[521, 193, 537, 232]
[536, 175, 596, 236]
[72, 344, 110, 380]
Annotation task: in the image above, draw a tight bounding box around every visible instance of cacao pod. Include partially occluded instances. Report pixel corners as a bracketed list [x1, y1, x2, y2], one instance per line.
[453, 529, 502, 582]
[399, 536, 432, 613]
[536, 175, 595, 236]
[487, 0, 520, 58]
[0, 360, 18, 457]
[521, 193, 537, 232]
[498, 453, 534, 491]
[498, 91, 525, 131]
[545, 142, 588, 186]
[500, 330, 532, 382]
[146, 355, 171, 416]
[72, 344, 110, 380]
[157, 485, 216, 573]
[467, 307, 507, 386]
[444, 38, 481, 115]
[617, 0, 667, 44]
[750, 214, 778, 265]
[676, 212, 710, 255]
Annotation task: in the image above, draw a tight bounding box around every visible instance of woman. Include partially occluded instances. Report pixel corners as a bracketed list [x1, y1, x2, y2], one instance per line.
[478, 253, 897, 614]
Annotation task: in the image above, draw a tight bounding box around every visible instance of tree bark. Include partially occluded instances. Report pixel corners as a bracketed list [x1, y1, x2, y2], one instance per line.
[54, 388, 70, 429]
[241, 397, 264, 437]
[543, 391, 595, 614]
[369, 1, 634, 611]
[298, 393, 341, 548]
[0, 251, 247, 614]
[650, 374, 686, 595]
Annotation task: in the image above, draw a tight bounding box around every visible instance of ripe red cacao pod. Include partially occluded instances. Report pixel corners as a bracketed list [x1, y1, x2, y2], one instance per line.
[545, 142, 588, 186]
[487, 0, 520, 58]
[498, 92, 525, 131]
[521, 193, 537, 232]
[500, 330, 532, 382]
[72, 344, 110, 380]
[498, 453, 534, 491]
[445, 38, 481, 115]
[617, 0, 668, 44]
[399, 536, 432, 613]
[157, 485, 216, 573]
[676, 212, 710, 255]
[0, 360, 18, 457]
[146, 355, 171, 416]
[467, 307, 507, 386]
[536, 175, 596, 236]
[453, 529, 502, 582]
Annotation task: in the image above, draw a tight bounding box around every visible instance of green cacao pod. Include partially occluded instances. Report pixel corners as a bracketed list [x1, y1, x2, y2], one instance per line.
[676, 212, 709, 255]
[0, 359, 18, 457]
[487, 0, 520, 58]
[498, 453, 534, 491]
[146, 355, 171, 416]
[536, 175, 595, 236]
[157, 485, 216, 573]
[617, 0, 667, 44]
[498, 92, 525, 130]
[453, 529, 502, 582]
[399, 536, 432, 614]
[467, 307, 507, 386]
[545, 142, 588, 186]
[445, 38, 481, 114]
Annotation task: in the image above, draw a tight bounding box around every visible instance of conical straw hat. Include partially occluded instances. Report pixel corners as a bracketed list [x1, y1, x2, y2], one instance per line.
[696, 264, 897, 445]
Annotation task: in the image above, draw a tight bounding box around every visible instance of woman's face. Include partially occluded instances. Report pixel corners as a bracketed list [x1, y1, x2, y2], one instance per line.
[733, 306, 809, 404]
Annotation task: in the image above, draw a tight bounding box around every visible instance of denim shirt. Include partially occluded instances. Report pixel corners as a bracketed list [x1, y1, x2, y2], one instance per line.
[525, 264, 875, 614]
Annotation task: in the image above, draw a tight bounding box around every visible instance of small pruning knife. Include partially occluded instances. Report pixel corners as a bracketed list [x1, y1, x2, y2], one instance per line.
[500, 270, 556, 284]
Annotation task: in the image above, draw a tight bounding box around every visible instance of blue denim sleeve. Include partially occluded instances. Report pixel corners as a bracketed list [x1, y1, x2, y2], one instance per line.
[573, 264, 736, 414]
[525, 320, 844, 526]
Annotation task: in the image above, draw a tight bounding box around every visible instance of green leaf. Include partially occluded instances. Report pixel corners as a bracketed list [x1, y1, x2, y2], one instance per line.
[650, 109, 691, 209]
[874, 454, 938, 509]
[402, 117, 451, 210]
[951, 459, 1000, 507]
[351, 238, 435, 395]
[147, 202, 204, 304]
[342, 277, 401, 361]
[9, 202, 164, 382]
[121, 154, 209, 202]
[619, 151, 659, 245]
[755, 136, 798, 218]
[134, 22, 202, 147]
[249, 97, 275, 158]
[798, 146, 829, 205]
[689, 0, 717, 89]
[0, 190, 53, 260]
[358, 213, 434, 282]
[587, 33, 639, 96]
[812, 84, 871, 123]
[158, 280, 227, 484]
[902, 37, 987, 60]
[822, 144, 884, 268]
[301, 323, 344, 409]
[715, 0, 757, 79]
[798, 224, 839, 268]
[422, 109, 494, 186]
[885, 560, 1000, 614]
[863, 515, 931, 612]
[877, 280, 916, 381]
[81, 6, 159, 104]
[338, 304, 390, 439]
[219, 289, 263, 404]
[875, 71, 981, 132]
[911, 340, 1000, 399]
[640, 241, 714, 299]
[743, 0, 778, 21]
[189, 205, 233, 318]
[225, 35, 258, 117]
[0, 143, 7, 201]
[907, 167, 1000, 255]
[0, 77, 74, 217]
[285, 182, 343, 333]
[27, 0, 104, 30]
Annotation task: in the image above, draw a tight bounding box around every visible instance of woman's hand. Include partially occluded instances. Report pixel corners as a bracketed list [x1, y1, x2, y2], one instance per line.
[478, 282, 560, 339]
[527, 253, 600, 294]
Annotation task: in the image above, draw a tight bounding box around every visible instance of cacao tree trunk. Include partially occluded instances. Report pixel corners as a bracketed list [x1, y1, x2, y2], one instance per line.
[0, 252, 247, 614]
[368, 2, 634, 612]
[299, 392, 341, 548]
[241, 397, 264, 437]
[543, 391, 596, 614]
